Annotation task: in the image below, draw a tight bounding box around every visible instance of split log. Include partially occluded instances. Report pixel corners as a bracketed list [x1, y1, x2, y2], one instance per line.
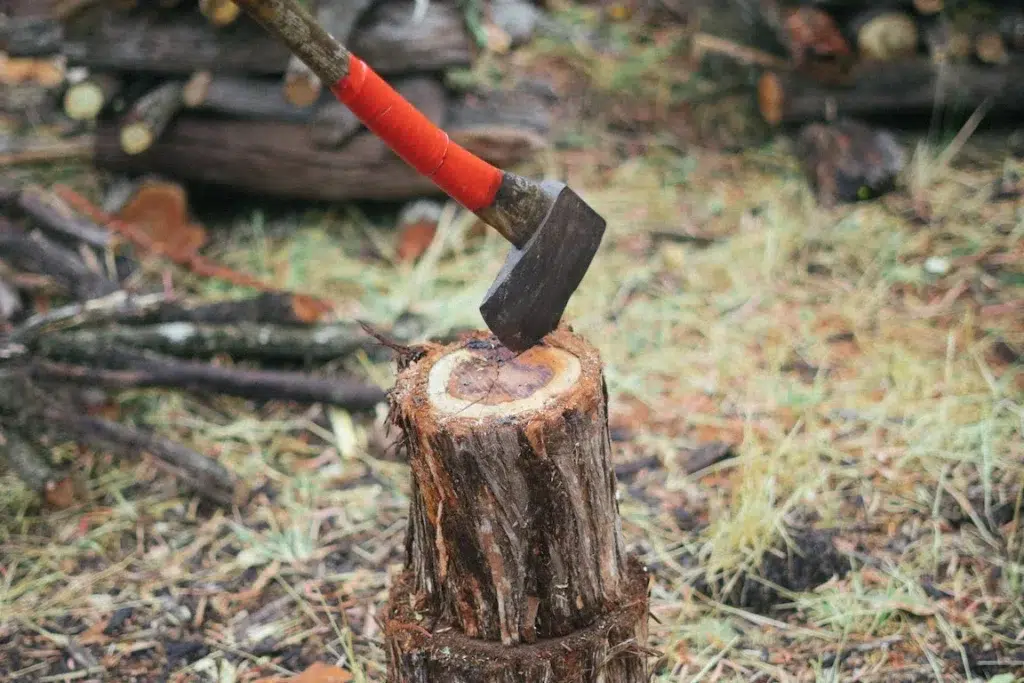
[974, 30, 1009, 66]
[0, 218, 118, 300]
[0, 425, 75, 507]
[119, 80, 186, 155]
[62, 71, 122, 120]
[758, 57, 1024, 126]
[849, 9, 919, 62]
[183, 71, 324, 123]
[384, 328, 650, 681]
[912, 0, 942, 15]
[37, 320, 378, 362]
[92, 82, 549, 201]
[0, 182, 112, 248]
[0, 373, 238, 505]
[198, 0, 239, 27]
[58, 0, 473, 77]
[27, 350, 388, 410]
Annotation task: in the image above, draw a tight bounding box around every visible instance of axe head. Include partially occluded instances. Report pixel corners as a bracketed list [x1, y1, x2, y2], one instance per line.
[479, 182, 606, 352]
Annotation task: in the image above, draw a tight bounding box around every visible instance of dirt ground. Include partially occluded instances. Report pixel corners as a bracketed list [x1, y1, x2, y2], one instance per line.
[2, 5, 1023, 682]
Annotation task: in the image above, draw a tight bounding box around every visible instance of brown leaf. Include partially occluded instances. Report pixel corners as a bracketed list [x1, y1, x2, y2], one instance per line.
[396, 219, 437, 263]
[291, 662, 354, 683]
[116, 181, 208, 261]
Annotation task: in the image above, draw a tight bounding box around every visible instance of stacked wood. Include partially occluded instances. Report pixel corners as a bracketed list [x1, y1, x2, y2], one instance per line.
[756, 1, 1024, 126]
[1, 0, 552, 203]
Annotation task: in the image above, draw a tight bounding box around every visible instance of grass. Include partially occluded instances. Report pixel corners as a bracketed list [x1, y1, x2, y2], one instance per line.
[2, 6, 1024, 682]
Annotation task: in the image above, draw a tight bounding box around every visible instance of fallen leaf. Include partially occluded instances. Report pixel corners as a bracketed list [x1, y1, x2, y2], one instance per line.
[116, 180, 208, 261]
[291, 662, 353, 683]
[396, 219, 438, 263]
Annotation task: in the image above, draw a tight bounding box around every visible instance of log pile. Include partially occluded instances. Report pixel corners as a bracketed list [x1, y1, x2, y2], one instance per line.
[754, 1, 1024, 126]
[2, 0, 553, 202]
[0, 178, 401, 509]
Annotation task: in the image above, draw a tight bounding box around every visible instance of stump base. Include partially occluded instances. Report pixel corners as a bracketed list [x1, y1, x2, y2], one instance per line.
[384, 557, 651, 683]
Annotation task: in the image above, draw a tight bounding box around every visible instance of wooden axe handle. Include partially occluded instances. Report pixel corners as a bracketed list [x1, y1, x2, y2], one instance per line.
[232, 0, 505, 214]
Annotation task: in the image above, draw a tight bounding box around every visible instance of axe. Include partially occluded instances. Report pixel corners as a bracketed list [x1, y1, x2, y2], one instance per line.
[232, 0, 606, 352]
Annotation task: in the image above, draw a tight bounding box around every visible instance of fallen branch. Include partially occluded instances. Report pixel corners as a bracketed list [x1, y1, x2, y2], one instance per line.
[0, 181, 112, 248]
[110, 291, 330, 326]
[0, 217, 118, 300]
[0, 137, 94, 167]
[0, 424, 76, 507]
[7, 290, 170, 346]
[37, 319, 377, 362]
[0, 373, 238, 505]
[28, 351, 387, 409]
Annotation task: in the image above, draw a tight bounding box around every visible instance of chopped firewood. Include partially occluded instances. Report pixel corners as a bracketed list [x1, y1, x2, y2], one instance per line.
[56, 0, 472, 77]
[0, 53, 63, 87]
[0, 218, 118, 300]
[28, 350, 388, 410]
[0, 181, 112, 248]
[90, 87, 546, 202]
[912, 0, 942, 15]
[283, 0, 379, 107]
[0, 373, 239, 505]
[445, 81, 553, 162]
[758, 58, 1024, 126]
[119, 80, 186, 155]
[850, 9, 919, 62]
[795, 118, 906, 207]
[0, 277, 22, 322]
[62, 71, 122, 120]
[183, 71, 326, 122]
[38, 319, 377, 363]
[922, 16, 972, 64]
[974, 30, 1009, 65]
[198, 0, 240, 27]
[0, 425, 76, 508]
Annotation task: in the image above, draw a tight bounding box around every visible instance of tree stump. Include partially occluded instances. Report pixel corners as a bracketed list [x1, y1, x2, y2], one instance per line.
[383, 327, 651, 682]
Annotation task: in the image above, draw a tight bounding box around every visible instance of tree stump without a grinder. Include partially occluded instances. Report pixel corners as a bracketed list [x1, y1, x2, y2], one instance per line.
[383, 327, 651, 682]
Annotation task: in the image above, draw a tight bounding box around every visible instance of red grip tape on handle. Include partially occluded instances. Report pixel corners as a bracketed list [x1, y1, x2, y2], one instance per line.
[331, 54, 503, 212]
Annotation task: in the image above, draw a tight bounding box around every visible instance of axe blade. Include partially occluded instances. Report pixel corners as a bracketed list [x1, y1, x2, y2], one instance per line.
[479, 184, 606, 352]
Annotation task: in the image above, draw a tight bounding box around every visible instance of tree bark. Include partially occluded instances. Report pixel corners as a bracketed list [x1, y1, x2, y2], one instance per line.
[58, 0, 473, 77]
[383, 328, 650, 681]
[758, 57, 1024, 125]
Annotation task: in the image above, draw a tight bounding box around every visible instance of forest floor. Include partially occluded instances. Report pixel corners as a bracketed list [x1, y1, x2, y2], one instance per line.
[2, 5, 1023, 683]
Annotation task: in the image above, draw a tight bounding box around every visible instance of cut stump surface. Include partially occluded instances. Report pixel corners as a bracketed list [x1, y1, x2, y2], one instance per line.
[385, 327, 650, 681]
